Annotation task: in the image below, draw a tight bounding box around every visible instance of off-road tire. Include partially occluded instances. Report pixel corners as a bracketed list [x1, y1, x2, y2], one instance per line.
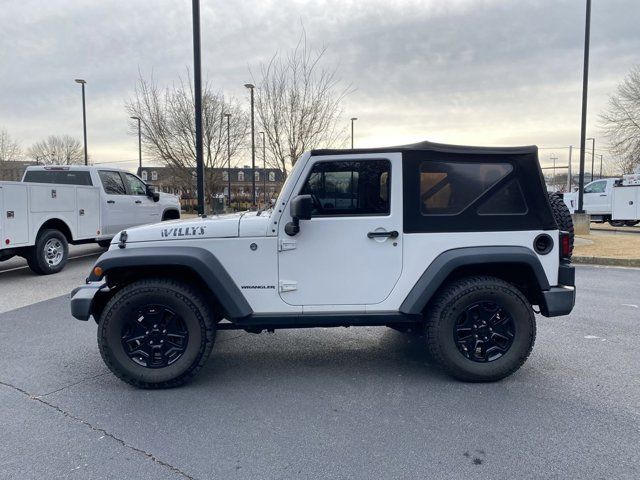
[548, 193, 574, 258]
[425, 276, 536, 382]
[26, 229, 68, 275]
[98, 278, 216, 389]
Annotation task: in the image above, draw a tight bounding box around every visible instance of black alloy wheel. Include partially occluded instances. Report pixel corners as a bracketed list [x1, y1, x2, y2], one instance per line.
[121, 305, 189, 368]
[453, 301, 515, 363]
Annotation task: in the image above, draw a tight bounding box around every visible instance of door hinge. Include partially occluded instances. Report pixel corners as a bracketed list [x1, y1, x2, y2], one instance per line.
[279, 280, 297, 292]
[279, 238, 297, 251]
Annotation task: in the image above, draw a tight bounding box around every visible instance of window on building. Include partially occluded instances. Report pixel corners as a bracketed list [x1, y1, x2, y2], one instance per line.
[255, 171, 260, 181]
[300, 160, 390, 216]
[222, 171, 229, 181]
[269, 171, 275, 182]
[141, 170, 147, 181]
[238, 171, 244, 181]
[151, 171, 158, 181]
[98, 170, 127, 195]
[223, 187, 229, 196]
[238, 187, 244, 195]
[419, 161, 512, 215]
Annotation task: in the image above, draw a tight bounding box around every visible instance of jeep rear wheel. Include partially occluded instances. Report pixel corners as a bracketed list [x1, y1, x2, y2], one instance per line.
[98, 279, 216, 389]
[425, 276, 536, 382]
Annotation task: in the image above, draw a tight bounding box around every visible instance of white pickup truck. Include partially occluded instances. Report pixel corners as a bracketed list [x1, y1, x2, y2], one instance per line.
[0, 166, 181, 274]
[563, 176, 640, 227]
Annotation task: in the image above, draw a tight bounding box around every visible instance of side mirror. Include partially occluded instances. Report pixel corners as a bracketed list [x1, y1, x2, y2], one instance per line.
[147, 186, 160, 202]
[285, 195, 313, 236]
[290, 195, 313, 220]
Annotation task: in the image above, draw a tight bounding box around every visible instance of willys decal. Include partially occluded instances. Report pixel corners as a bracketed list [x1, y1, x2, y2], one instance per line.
[161, 226, 207, 238]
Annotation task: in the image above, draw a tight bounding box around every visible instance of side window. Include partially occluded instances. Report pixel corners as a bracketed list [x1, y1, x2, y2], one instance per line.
[477, 179, 527, 215]
[123, 173, 147, 195]
[584, 181, 606, 194]
[23, 170, 92, 186]
[420, 161, 512, 215]
[300, 159, 390, 216]
[98, 170, 127, 195]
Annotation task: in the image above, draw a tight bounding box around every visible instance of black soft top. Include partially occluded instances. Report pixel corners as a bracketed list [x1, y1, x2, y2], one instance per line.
[313, 140, 556, 233]
[311, 140, 537, 157]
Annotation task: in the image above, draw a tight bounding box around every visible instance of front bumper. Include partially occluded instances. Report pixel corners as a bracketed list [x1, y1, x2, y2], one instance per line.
[70, 282, 106, 321]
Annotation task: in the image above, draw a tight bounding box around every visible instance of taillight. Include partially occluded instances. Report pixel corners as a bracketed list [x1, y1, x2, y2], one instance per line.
[560, 231, 571, 259]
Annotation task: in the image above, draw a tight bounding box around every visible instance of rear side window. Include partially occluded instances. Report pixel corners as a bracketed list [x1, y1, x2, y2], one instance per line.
[98, 170, 127, 195]
[420, 161, 512, 215]
[300, 159, 390, 216]
[23, 170, 93, 186]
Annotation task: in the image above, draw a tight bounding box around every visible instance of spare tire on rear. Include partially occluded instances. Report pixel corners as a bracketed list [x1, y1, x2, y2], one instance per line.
[548, 193, 574, 258]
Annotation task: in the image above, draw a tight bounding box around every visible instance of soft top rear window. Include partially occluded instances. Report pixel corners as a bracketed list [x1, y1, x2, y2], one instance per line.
[23, 170, 93, 186]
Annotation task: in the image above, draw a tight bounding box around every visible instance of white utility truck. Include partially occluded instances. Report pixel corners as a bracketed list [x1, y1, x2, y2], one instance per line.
[0, 166, 180, 274]
[563, 175, 640, 227]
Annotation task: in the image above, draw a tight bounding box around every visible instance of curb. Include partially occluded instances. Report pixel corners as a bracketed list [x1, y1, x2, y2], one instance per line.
[572, 256, 640, 268]
[591, 226, 640, 235]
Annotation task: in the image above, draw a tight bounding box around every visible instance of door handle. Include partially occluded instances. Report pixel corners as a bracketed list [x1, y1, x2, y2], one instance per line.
[107, 200, 115, 204]
[367, 230, 399, 239]
[599, 194, 607, 196]
[135, 200, 142, 204]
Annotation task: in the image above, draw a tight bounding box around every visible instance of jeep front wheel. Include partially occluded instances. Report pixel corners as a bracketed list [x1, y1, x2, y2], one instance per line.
[98, 279, 216, 389]
[425, 276, 536, 382]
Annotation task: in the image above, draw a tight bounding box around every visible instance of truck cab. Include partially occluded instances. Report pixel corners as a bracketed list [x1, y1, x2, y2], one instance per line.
[71, 141, 576, 388]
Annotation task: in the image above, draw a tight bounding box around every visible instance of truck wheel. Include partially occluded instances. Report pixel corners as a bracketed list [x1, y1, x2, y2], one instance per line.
[608, 220, 625, 227]
[26, 229, 69, 275]
[97, 240, 112, 248]
[425, 276, 536, 382]
[97, 279, 216, 389]
[624, 220, 639, 227]
[548, 193, 574, 258]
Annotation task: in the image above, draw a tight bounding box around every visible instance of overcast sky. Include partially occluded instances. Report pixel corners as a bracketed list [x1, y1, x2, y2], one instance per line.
[1, 0, 638, 173]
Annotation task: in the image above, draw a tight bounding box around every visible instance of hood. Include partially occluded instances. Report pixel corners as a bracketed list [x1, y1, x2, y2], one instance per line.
[114, 211, 272, 244]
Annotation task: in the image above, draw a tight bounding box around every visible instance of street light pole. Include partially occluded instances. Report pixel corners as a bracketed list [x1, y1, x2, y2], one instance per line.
[350, 117, 358, 149]
[577, 0, 592, 213]
[599, 154, 603, 179]
[74, 79, 88, 165]
[244, 83, 256, 207]
[224, 113, 232, 207]
[587, 137, 595, 182]
[130, 116, 142, 171]
[260, 131, 266, 204]
[191, 0, 205, 216]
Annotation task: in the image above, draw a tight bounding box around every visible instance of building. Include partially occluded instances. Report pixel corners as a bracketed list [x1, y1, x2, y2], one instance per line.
[0, 160, 37, 181]
[136, 166, 285, 209]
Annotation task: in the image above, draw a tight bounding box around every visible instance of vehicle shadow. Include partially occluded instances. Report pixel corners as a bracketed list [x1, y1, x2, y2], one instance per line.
[194, 327, 449, 386]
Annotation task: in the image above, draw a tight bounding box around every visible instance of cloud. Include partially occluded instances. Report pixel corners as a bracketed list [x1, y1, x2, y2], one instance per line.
[0, 0, 638, 172]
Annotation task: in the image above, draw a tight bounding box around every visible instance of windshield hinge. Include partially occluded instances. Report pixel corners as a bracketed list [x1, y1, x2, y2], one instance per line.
[279, 280, 297, 292]
[278, 238, 297, 251]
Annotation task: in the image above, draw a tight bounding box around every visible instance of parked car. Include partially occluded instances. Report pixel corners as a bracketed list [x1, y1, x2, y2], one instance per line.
[72, 141, 575, 388]
[0, 165, 180, 274]
[563, 178, 640, 227]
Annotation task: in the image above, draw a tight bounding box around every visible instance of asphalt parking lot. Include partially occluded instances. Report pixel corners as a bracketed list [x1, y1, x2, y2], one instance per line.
[0, 263, 638, 479]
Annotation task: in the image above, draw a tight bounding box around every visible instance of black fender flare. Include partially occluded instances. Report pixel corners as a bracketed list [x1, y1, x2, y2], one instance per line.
[399, 246, 550, 315]
[89, 246, 252, 319]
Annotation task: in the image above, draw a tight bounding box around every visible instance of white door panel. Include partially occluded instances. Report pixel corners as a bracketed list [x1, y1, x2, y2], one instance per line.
[278, 153, 403, 306]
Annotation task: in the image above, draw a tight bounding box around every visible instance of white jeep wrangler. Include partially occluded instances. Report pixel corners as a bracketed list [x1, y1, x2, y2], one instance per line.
[71, 141, 575, 388]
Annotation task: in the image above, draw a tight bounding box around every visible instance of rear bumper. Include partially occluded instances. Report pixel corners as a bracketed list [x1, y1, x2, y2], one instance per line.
[70, 282, 105, 321]
[539, 286, 575, 317]
[539, 263, 575, 317]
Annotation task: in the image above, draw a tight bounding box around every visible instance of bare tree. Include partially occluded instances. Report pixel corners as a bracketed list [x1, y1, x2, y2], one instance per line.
[601, 65, 640, 174]
[252, 32, 351, 177]
[0, 128, 22, 162]
[28, 135, 84, 165]
[126, 72, 249, 198]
